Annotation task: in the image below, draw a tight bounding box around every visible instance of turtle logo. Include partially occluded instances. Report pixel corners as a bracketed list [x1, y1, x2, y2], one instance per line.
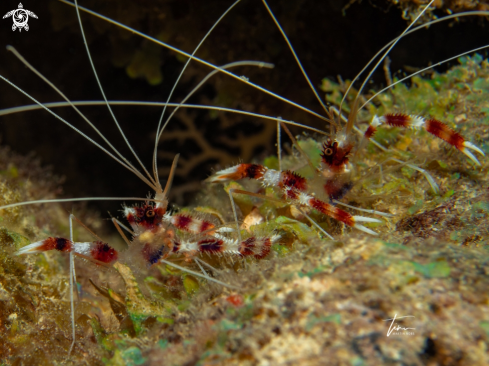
[3, 3, 37, 32]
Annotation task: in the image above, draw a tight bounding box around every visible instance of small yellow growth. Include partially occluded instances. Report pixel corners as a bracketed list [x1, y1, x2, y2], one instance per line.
[242, 207, 264, 231]
[395, 136, 413, 151]
[113, 262, 166, 334]
[183, 275, 200, 295]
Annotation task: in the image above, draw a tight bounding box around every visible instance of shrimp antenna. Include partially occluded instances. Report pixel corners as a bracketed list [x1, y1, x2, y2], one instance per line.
[340, 10, 489, 118]
[0, 73, 158, 191]
[162, 154, 180, 200]
[153, 0, 242, 188]
[5, 46, 156, 191]
[360, 44, 489, 110]
[0, 101, 328, 136]
[343, 0, 436, 135]
[155, 60, 275, 164]
[73, 0, 158, 189]
[58, 0, 331, 124]
[261, 0, 336, 128]
[0, 197, 157, 211]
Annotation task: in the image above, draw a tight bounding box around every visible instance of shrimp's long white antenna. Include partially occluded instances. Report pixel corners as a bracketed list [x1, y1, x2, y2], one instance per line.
[227, 189, 242, 244]
[0, 197, 156, 211]
[153, 0, 242, 187]
[341, 10, 489, 116]
[73, 0, 158, 189]
[0, 101, 328, 135]
[6, 46, 152, 189]
[58, 0, 331, 125]
[155, 60, 275, 154]
[68, 217, 75, 356]
[158, 258, 238, 289]
[343, 0, 436, 135]
[50, 3, 489, 141]
[0, 75, 158, 191]
[361, 44, 489, 110]
[261, 0, 335, 124]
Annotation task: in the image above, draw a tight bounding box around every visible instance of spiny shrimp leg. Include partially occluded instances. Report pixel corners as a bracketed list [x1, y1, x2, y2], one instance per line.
[363, 114, 485, 165]
[15, 214, 119, 354]
[162, 212, 216, 235]
[209, 164, 381, 235]
[229, 188, 335, 240]
[68, 215, 75, 355]
[332, 200, 394, 218]
[384, 158, 440, 195]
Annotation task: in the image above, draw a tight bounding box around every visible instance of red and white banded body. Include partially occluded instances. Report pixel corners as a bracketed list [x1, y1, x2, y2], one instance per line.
[209, 162, 380, 235]
[16, 237, 118, 265]
[209, 109, 485, 237]
[365, 113, 484, 165]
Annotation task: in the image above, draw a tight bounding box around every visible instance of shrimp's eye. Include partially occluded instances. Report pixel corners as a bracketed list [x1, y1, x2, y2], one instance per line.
[324, 148, 333, 156]
[146, 210, 155, 218]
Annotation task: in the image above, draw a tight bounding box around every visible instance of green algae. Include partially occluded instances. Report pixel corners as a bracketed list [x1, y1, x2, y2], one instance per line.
[411, 260, 451, 278]
[114, 262, 167, 335]
[407, 199, 424, 215]
[305, 313, 341, 331]
[119, 347, 146, 366]
[183, 275, 200, 295]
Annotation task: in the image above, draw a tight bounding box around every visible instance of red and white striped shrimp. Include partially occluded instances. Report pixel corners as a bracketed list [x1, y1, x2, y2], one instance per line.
[0, 0, 310, 354]
[207, 0, 486, 238]
[364, 113, 484, 165]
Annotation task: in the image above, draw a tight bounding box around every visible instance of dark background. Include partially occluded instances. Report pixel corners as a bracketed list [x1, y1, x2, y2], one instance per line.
[0, 0, 487, 220]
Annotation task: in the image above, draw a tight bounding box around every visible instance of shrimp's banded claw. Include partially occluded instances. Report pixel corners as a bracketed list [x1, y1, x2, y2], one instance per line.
[163, 212, 216, 234]
[365, 114, 485, 166]
[15, 237, 74, 255]
[301, 193, 382, 235]
[209, 164, 382, 236]
[15, 237, 118, 264]
[170, 233, 281, 259]
[208, 164, 307, 192]
[207, 164, 267, 183]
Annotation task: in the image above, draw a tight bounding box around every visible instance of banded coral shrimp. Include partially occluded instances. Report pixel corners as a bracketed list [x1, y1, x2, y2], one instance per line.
[207, 0, 487, 239]
[0, 0, 486, 364]
[0, 0, 340, 361]
[1, 0, 487, 208]
[0, 0, 293, 359]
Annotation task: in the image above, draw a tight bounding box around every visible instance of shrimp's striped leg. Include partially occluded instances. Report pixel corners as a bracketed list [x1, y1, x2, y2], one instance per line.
[15, 214, 119, 355]
[292, 190, 381, 235]
[209, 164, 308, 191]
[163, 212, 215, 234]
[365, 114, 485, 165]
[15, 237, 118, 264]
[209, 164, 382, 235]
[170, 233, 281, 260]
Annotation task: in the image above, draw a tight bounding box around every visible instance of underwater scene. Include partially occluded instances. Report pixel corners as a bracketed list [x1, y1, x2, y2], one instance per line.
[0, 0, 489, 365]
